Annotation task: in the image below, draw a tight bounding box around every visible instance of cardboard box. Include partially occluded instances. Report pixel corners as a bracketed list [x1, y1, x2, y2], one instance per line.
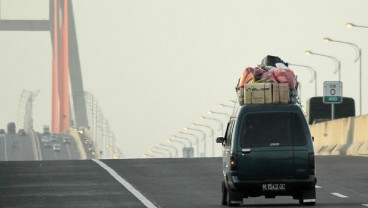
[272, 83, 280, 104]
[272, 83, 290, 104]
[244, 83, 272, 104]
[279, 83, 290, 104]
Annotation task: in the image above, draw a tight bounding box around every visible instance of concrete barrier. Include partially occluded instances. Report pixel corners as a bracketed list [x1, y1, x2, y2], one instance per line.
[80, 127, 100, 158]
[349, 115, 368, 155]
[69, 128, 87, 159]
[309, 114, 368, 156]
[29, 129, 42, 160]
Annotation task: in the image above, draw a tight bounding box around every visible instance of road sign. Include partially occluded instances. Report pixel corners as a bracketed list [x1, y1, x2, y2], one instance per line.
[323, 81, 343, 104]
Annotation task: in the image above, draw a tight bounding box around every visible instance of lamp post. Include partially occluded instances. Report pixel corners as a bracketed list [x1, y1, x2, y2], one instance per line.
[150, 149, 166, 157]
[154, 146, 172, 158]
[178, 131, 199, 157]
[167, 138, 186, 148]
[324, 37, 363, 115]
[288, 63, 317, 96]
[160, 143, 178, 158]
[304, 50, 341, 81]
[219, 103, 235, 109]
[200, 116, 224, 135]
[208, 110, 231, 117]
[346, 23, 368, 29]
[184, 127, 206, 157]
[192, 123, 215, 157]
[172, 135, 193, 147]
[167, 138, 187, 157]
[143, 153, 155, 158]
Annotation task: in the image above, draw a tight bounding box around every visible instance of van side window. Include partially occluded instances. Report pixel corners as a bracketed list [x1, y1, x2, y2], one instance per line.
[226, 120, 235, 147]
[224, 122, 230, 141]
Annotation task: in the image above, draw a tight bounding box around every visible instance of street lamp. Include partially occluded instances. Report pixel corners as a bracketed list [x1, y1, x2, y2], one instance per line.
[154, 146, 172, 158]
[167, 138, 186, 148]
[288, 63, 317, 96]
[167, 139, 186, 158]
[143, 153, 155, 158]
[304, 50, 341, 81]
[324, 37, 363, 115]
[200, 116, 224, 135]
[172, 135, 193, 147]
[208, 110, 231, 117]
[184, 127, 206, 157]
[346, 23, 368, 29]
[219, 103, 234, 109]
[192, 123, 215, 157]
[219, 100, 237, 110]
[150, 149, 165, 157]
[178, 131, 199, 157]
[160, 143, 178, 158]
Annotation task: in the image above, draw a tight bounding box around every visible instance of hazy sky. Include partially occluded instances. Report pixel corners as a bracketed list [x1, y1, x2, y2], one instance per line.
[1, 0, 368, 158]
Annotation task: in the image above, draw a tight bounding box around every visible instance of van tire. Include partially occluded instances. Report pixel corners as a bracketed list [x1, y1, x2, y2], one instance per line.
[227, 189, 242, 207]
[299, 187, 316, 206]
[221, 180, 227, 205]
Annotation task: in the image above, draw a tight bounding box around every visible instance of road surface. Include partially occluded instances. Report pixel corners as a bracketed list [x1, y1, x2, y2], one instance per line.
[0, 156, 367, 207]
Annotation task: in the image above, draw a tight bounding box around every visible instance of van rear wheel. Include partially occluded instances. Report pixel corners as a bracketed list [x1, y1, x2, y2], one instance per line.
[299, 187, 316, 206]
[227, 189, 242, 207]
[221, 180, 227, 205]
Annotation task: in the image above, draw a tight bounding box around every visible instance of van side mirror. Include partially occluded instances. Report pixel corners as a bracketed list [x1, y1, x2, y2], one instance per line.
[216, 137, 225, 144]
[312, 136, 314, 142]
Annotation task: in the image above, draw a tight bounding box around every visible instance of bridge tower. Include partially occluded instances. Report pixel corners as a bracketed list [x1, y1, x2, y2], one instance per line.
[0, 0, 89, 133]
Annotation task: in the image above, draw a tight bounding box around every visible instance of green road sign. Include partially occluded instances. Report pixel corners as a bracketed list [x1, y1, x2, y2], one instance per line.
[323, 96, 342, 103]
[323, 81, 343, 104]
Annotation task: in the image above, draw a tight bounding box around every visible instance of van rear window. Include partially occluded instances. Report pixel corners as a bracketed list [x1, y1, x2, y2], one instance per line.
[239, 112, 306, 148]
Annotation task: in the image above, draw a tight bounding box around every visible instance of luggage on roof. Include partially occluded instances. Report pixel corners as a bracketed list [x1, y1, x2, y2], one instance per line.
[236, 55, 299, 106]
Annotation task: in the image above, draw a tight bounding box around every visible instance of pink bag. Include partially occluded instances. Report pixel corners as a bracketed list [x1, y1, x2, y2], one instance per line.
[261, 71, 278, 83]
[272, 69, 297, 89]
[238, 67, 265, 88]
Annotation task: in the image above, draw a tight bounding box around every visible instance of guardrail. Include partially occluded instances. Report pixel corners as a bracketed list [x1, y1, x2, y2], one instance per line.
[29, 128, 42, 160]
[69, 128, 87, 159]
[310, 114, 368, 156]
[79, 127, 100, 158]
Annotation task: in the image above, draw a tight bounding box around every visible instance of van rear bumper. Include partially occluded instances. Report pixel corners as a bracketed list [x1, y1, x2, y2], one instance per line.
[226, 173, 316, 195]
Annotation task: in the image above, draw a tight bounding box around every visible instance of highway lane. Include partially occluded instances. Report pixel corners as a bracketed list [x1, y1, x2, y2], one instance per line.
[0, 131, 84, 161]
[0, 133, 34, 161]
[0, 160, 145, 207]
[37, 133, 81, 160]
[0, 156, 367, 207]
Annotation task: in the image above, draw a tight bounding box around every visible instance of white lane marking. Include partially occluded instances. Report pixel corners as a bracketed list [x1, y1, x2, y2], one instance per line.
[92, 159, 158, 208]
[362, 204, 368, 207]
[315, 185, 322, 189]
[331, 193, 349, 198]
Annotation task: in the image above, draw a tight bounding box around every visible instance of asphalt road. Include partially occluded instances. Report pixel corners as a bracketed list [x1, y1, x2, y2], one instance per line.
[0, 132, 82, 161]
[37, 133, 81, 160]
[0, 133, 34, 161]
[0, 156, 367, 207]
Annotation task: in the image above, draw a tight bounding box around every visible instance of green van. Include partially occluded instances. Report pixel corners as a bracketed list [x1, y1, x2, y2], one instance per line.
[217, 104, 316, 206]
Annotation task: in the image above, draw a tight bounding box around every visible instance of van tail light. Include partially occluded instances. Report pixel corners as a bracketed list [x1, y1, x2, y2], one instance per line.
[230, 155, 237, 171]
[308, 153, 315, 170]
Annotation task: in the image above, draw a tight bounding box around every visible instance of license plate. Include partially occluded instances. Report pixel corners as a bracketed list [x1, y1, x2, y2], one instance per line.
[262, 184, 286, 191]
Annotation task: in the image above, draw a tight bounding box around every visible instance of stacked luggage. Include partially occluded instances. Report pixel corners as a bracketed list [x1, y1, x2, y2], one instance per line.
[236, 55, 299, 105]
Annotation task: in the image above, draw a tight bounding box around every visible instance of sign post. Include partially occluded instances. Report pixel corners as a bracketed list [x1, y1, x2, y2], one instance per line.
[323, 81, 343, 120]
